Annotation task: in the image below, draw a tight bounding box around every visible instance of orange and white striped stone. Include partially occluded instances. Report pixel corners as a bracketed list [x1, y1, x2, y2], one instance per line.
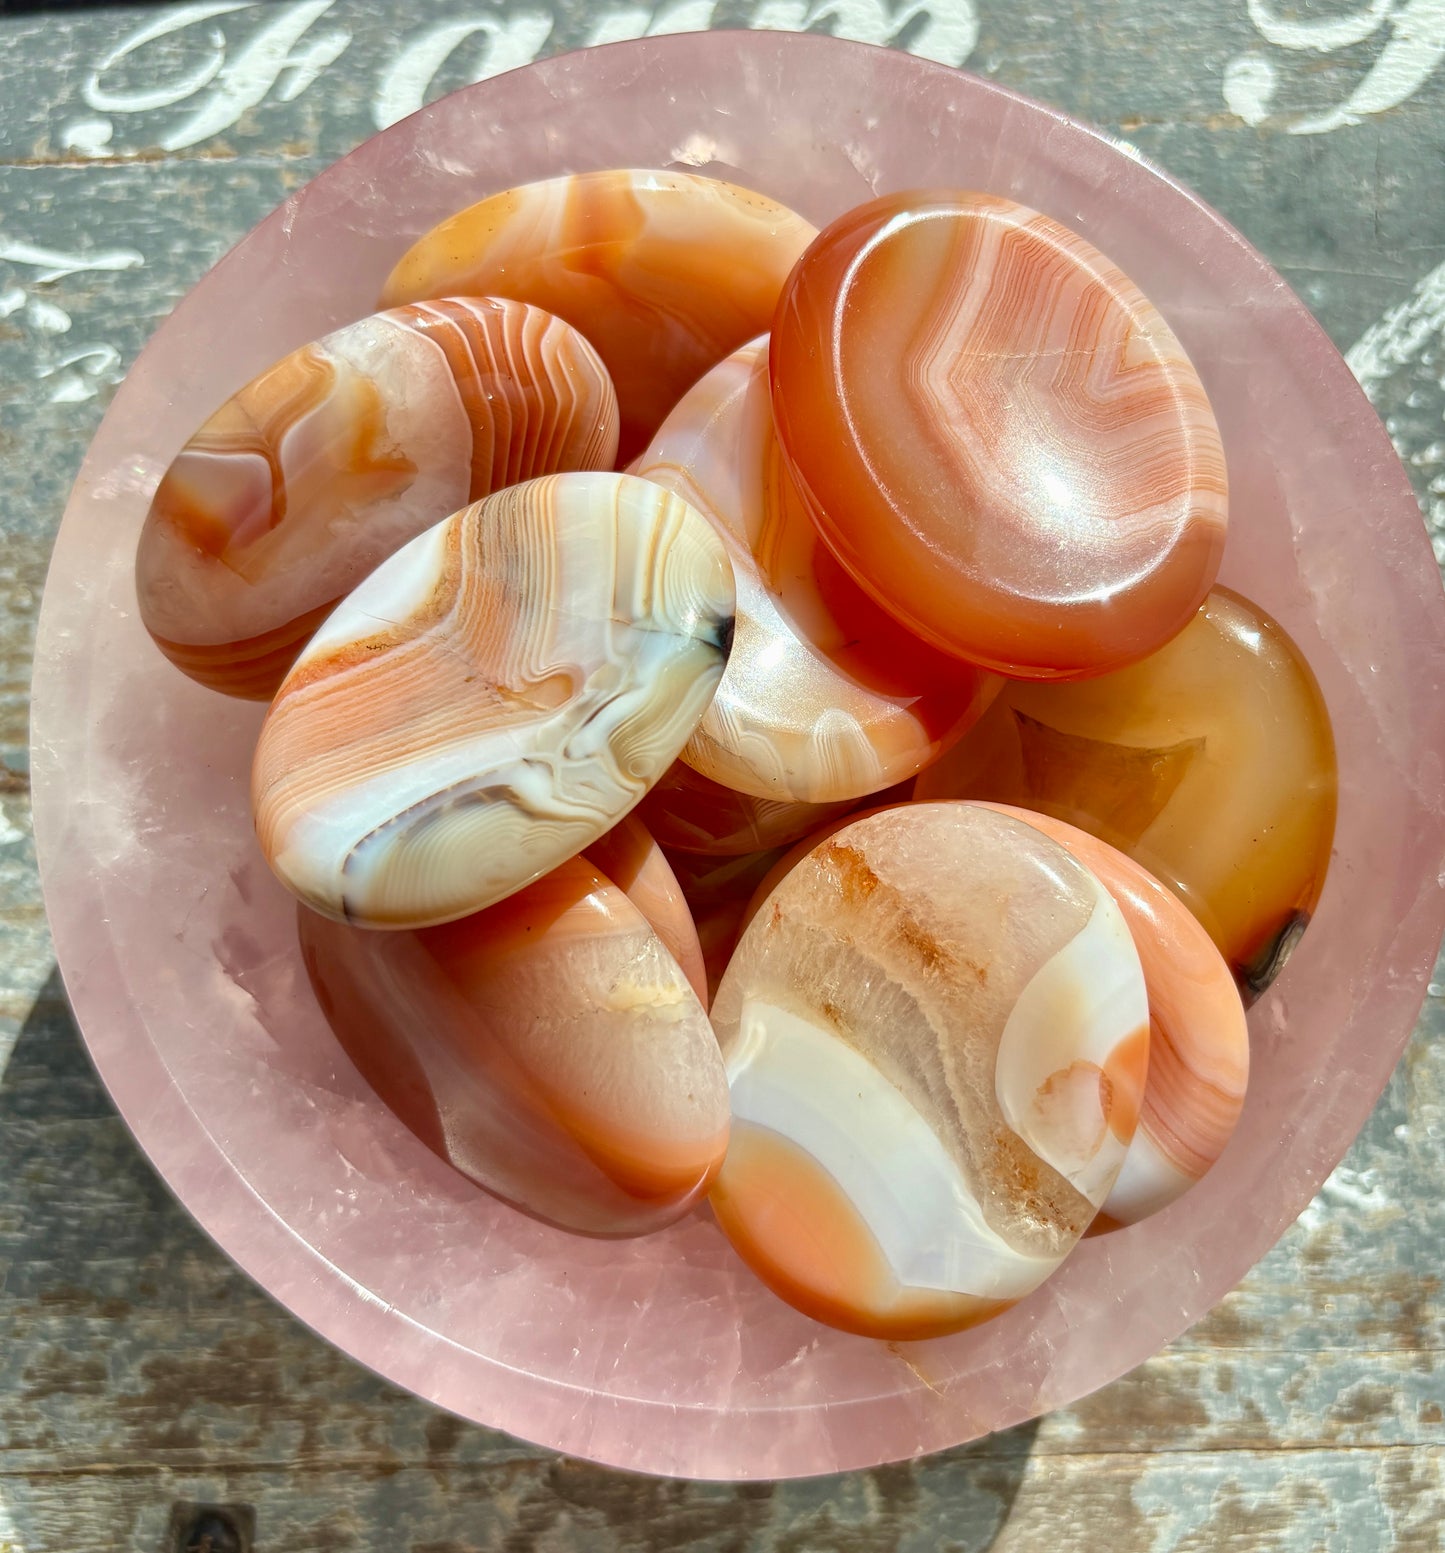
[709, 802, 1148, 1339]
[137, 296, 618, 697]
[636, 338, 998, 803]
[252, 472, 734, 929]
[771, 191, 1227, 679]
[380, 168, 816, 461]
[980, 805, 1248, 1229]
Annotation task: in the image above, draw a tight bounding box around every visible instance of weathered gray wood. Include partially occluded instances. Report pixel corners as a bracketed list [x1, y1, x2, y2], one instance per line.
[2, 1448, 1441, 1553]
[2, 2, 1444, 1548]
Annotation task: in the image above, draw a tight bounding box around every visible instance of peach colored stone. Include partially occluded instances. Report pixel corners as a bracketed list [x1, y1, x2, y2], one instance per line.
[710, 803, 1149, 1339]
[585, 814, 706, 1006]
[300, 856, 728, 1237]
[978, 804, 1249, 1230]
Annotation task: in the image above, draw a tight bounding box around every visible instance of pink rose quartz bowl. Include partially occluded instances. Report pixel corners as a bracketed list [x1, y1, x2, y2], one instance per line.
[29, 31, 1445, 1479]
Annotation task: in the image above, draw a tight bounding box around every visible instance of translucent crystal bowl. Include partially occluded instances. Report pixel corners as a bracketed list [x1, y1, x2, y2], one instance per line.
[30, 30, 1445, 1479]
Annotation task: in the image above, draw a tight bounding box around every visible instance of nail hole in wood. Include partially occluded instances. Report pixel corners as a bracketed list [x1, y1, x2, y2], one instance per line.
[165, 1502, 255, 1553]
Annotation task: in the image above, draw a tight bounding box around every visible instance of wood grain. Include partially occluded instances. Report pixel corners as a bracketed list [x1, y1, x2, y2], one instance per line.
[2, 3, 1443, 1548]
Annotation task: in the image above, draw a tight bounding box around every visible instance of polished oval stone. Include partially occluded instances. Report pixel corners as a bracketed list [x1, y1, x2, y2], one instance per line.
[584, 814, 706, 1006]
[637, 338, 998, 802]
[709, 802, 1149, 1339]
[980, 804, 1249, 1230]
[915, 587, 1337, 1000]
[381, 168, 817, 462]
[731, 796, 1235, 1225]
[136, 297, 619, 699]
[636, 759, 855, 857]
[299, 854, 730, 1236]
[771, 191, 1228, 678]
[253, 472, 735, 928]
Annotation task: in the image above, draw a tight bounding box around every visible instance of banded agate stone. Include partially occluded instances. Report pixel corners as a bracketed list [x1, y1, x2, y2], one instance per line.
[729, 795, 1238, 1227]
[981, 805, 1249, 1229]
[771, 191, 1227, 678]
[636, 338, 998, 802]
[380, 169, 817, 461]
[915, 587, 1337, 999]
[709, 803, 1149, 1339]
[252, 473, 735, 929]
[299, 855, 729, 1236]
[137, 297, 618, 698]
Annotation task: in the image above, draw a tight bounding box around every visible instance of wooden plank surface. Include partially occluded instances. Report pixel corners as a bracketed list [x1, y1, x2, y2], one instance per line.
[1, 3, 1443, 1548]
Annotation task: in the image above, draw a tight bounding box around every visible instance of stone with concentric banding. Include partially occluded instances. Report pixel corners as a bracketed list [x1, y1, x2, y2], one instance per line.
[136, 296, 619, 698]
[252, 472, 735, 929]
[381, 168, 817, 462]
[636, 337, 999, 803]
[771, 191, 1227, 679]
[978, 804, 1249, 1231]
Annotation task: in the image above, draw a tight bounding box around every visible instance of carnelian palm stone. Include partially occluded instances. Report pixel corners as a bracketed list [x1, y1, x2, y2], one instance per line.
[771, 190, 1228, 679]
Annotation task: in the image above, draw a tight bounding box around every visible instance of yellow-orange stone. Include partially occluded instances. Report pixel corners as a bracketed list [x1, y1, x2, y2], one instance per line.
[916, 587, 1336, 999]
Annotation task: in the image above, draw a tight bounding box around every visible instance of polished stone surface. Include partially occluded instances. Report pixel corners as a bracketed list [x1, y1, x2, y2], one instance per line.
[251, 472, 734, 928]
[300, 856, 728, 1237]
[381, 168, 815, 462]
[916, 587, 1338, 1000]
[979, 805, 1249, 1231]
[711, 803, 1148, 1339]
[585, 814, 706, 1006]
[772, 191, 1227, 678]
[637, 338, 998, 802]
[136, 297, 618, 698]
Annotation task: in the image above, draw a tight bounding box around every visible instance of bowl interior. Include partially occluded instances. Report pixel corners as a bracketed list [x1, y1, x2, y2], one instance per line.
[29, 30, 1445, 1479]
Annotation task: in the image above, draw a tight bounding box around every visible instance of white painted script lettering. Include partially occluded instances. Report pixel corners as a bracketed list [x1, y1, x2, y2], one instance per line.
[63, 1, 351, 155]
[61, 1, 981, 152]
[1225, 0, 1445, 134]
[748, 0, 976, 61]
[374, 13, 554, 130]
[0, 239, 144, 284]
[0, 241, 146, 403]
